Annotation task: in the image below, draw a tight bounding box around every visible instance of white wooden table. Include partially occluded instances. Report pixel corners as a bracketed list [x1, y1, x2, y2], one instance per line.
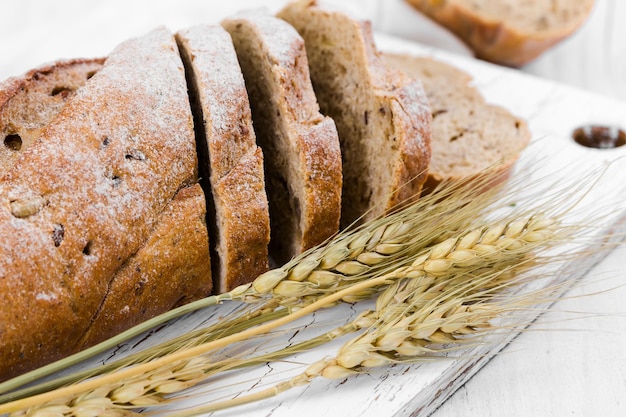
[1, 1, 625, 416]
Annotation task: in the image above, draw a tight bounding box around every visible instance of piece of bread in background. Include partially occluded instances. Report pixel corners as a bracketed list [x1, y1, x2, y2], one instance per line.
[278, 0, 431, 226]
[222, 10, 342, 265]
[405, 0, 596, 67]
[383, 53, 531, 193]
[176, 25, 270, 292]
[0, 27, 211, 381]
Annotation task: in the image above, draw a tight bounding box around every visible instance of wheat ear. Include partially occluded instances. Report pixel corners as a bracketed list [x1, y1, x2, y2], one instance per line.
[0, 172, 513, 398]
[3, 213, 559, 416]
[158, 267, 557, 417]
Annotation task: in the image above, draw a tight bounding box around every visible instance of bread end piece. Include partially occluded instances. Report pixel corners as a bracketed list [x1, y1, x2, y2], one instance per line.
[0, 26, 200, 380]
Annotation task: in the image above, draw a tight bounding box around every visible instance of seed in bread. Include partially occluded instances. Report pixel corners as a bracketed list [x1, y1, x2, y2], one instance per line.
[383, 53, 531, 193]
[176, 25, 270, 292]
[278, 0, 431, 226]
[222, 10, 342, 264]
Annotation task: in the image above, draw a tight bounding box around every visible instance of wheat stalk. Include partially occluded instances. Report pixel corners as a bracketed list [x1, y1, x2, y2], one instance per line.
[156, 267, 558, 417]
[2, 163, 608, 415]
[0, 171, 516, 399]
[3, 212, 562, 416]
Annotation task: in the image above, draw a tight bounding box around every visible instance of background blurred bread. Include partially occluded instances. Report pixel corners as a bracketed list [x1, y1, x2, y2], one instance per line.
[405, 0, 596, 67]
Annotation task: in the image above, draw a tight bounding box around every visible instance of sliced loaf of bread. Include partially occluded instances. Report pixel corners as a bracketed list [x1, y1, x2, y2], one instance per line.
[278, 0, 431, 226]
[0, 27, 209, 381]
[383, 53, 531, 193]
[405, 0, 596, 67]
[222, 10, 342, 264]
[176, 25, 270, 292]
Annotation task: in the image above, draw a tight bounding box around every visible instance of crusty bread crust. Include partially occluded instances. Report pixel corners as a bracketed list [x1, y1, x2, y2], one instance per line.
[278, 0, 431, 226]
[383, 53, 530, 193]
[406, 0, 596, 67]
[0, 27, 206, 380]
[176, 25, 270, 292]
[77, 183, 211, 349]
[222, 10, 342, 264]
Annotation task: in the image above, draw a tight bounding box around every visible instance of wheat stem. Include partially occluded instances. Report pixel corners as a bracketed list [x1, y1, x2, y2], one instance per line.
[1, 173, 510, 400]
[3, 212, 559, 415]
[0, 301, 288, 404]
[0, 272, 398, 414]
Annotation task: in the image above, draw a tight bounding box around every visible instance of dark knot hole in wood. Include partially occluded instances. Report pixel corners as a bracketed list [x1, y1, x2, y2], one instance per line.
[572, 125, 626, 149]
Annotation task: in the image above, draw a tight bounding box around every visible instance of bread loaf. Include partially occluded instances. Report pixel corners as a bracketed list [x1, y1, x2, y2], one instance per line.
[0, 27, 211, 381]
[278, 0, 431, 226]
[406, 0, 596, 67]
[222, 10, 342, 264]
[176, 25, 270, 293]
[1, 3, 527, 384]
[383, 53, 530, 193]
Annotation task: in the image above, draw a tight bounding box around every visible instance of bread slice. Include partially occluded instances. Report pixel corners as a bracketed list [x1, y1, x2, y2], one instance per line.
[405, 0, 596, 67]
[0, 58, 105, 173]
[0, 27, 208, 381]
[222, 10, 342, 264]
[278, 0, 431, 226]
[175, 25, 270, 293]
[383, 53, 531, 193]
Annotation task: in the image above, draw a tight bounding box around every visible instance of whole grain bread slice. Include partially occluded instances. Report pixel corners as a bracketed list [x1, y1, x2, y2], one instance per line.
[405, 0, 596, 67]
[176, 25, 270, 293]
[383, 53, 531, 193]
[278, 0, 431, 226]
[222, 10, 342, 264]
[0, 27, 207, 381]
